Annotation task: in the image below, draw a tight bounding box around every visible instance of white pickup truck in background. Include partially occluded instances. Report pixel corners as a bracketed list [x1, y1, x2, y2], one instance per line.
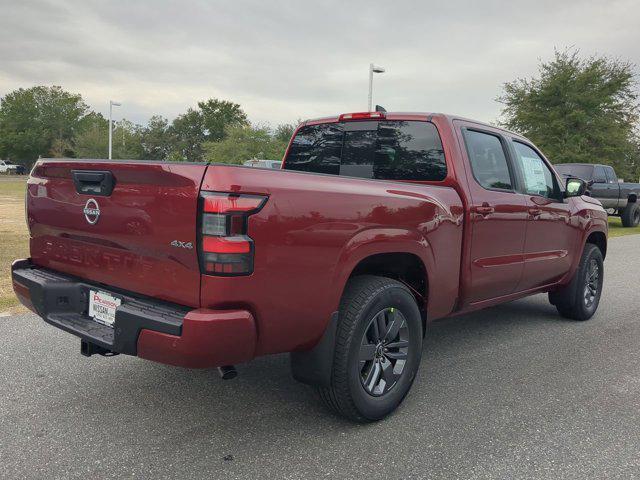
[0, 160, 19, 174]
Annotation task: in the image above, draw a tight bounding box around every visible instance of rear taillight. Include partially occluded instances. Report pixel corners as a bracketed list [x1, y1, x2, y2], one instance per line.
[199, 192, 267, 276]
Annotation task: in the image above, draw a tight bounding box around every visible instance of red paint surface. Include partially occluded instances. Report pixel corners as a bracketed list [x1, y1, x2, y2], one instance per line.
[137, 309, 256, 368]
[23, 113, 608, 366]
[27, 161, 206, 307]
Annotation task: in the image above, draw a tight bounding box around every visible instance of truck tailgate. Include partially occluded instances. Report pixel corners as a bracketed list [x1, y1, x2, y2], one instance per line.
[26, 159, 207, 307]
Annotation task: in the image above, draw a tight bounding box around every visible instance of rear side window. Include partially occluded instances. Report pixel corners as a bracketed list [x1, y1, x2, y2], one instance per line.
[284, 121, 447, 181]
[464, 130, 513, 190]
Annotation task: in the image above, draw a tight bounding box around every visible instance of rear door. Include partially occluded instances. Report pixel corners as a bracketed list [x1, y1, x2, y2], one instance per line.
[456, 123, 529, 304]
[27, 160, 207, 307]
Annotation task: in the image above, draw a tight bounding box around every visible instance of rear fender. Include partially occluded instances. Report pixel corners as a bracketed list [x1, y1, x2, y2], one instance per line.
[331, 227, 434, 309]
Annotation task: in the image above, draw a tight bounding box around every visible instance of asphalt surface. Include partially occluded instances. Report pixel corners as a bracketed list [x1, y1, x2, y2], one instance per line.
[2, 235, 640, 479]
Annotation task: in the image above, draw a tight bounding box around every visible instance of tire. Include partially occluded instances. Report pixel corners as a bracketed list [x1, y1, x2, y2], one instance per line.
[548, 244, 604, 321]
[318, 275, 423, 422]
[621, 202, 640, 227]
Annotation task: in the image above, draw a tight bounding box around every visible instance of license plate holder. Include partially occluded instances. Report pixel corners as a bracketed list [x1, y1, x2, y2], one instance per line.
[88, 289, 122, 327]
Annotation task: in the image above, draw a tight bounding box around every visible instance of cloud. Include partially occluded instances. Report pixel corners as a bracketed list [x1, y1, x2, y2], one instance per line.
[1, 0, 638, 126]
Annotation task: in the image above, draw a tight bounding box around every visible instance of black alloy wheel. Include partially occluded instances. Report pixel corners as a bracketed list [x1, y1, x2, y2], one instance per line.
[359, 307, 410, 396]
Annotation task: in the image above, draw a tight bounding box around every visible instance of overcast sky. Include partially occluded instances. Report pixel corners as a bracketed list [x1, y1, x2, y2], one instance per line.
[1, 0, 638, 127]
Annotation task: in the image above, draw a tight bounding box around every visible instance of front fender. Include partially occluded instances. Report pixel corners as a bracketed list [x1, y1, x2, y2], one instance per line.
[561, 205, 608, 285]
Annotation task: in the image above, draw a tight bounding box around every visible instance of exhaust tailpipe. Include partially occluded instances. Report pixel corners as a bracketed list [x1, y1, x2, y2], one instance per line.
[217, 365, 237, 380]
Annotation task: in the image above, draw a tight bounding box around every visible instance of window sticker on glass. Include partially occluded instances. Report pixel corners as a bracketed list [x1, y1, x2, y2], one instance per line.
[512, 142, 556, 198]
[520, 155, 548, 194]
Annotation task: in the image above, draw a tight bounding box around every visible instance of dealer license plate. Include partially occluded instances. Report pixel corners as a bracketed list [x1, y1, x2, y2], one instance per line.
[88, 290, 121, 327]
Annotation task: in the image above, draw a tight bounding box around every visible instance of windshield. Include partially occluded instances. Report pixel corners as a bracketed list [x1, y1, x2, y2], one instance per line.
[554, 164, 593, 181]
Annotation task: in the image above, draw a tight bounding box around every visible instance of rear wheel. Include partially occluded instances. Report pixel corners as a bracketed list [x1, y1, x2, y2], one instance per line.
[549, 243, 604, 321]
[318, 275, 423, 422]
[621, 202, 640, 227]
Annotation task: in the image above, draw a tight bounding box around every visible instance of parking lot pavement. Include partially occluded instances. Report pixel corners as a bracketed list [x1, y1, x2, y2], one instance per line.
[2, 235, 640, 479]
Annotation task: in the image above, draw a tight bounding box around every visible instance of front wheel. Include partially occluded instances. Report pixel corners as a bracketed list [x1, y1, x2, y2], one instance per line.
[549, 243, 604, 321]
[318, 275, 423, 422]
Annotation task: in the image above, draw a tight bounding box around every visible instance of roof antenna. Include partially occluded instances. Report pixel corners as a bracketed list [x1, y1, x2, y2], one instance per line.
[375, 105, 387, 112]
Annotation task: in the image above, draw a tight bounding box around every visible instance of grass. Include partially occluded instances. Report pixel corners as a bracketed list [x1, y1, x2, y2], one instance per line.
[607, 215, 640, 238]
[0, 173, 637, 312]
[0, 176, 29, 313]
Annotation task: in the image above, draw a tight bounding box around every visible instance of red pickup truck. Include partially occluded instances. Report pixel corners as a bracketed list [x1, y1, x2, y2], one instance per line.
[12, 111, 607, 422]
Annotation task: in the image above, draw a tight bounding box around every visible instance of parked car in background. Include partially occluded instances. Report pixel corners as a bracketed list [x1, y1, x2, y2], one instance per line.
[12, 111, 607, 422]
[243, 159, 281, 169]
[555, 163, 640, 227]
[0, 160, 19, 174]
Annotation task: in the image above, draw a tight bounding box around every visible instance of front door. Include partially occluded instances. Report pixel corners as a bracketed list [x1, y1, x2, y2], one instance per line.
[590, 165, 619, 209]
[457, 124, 529, 304]
[508, 140, 578, 290]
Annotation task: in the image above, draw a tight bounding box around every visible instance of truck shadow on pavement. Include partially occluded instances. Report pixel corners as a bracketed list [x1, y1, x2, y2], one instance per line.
[10, 292, 611, 476]
[59, 295, 570, 436]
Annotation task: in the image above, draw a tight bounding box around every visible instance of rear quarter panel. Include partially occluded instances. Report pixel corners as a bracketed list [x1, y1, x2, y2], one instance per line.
[200, 165, 464, 355]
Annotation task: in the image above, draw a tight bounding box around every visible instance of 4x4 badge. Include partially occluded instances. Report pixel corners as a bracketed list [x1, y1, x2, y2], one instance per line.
[170, 240, 193, 249]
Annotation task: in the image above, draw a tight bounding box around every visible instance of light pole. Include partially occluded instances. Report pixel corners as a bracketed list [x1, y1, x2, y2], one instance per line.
[108, 100, 121, 160]
[368, 63, 385, 111]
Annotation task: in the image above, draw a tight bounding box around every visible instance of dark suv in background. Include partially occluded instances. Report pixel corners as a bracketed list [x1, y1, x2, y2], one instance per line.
[555, 163, 640, 227]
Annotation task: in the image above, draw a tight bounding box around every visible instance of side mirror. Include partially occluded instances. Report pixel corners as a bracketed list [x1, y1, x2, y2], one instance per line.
[565, 177, 587, 197]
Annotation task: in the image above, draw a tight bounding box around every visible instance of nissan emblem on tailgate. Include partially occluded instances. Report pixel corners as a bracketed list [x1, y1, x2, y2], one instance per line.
[83, 198, 100, 225]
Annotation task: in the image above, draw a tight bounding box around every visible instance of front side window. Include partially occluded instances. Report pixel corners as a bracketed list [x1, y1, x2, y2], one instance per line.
[593, 166, 607, 183]
[512, 141, 559, 198]
[604, 166, 617, 184]
[284, 121, 447, 181]
[464, 130, 513, 190]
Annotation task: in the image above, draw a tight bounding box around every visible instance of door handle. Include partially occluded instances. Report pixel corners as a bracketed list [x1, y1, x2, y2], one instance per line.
[474, 204, 495, 216]
[528, 208, 542, 218]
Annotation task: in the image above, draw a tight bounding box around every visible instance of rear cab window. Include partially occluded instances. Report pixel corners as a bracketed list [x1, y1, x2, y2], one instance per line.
[284, 120, 447, 181]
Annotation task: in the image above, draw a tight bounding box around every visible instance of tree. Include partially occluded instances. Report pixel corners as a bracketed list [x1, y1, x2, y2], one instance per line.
[203, 125, 289, 164]
[74, 116, 144, 160]
[0, 85, 89, 165]
[168, 98, 248, 161]
[169, 108, 206, 161]
[73, 112, 109, 158]
[140, 115, 172, 160]
[198, 98, 248, 142]
[498, 49, 640, 180]
[274, 121, 299, 143]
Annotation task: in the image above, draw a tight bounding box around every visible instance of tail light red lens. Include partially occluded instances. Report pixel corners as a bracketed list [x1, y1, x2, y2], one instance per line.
[199, 192, 267, 276]
[203, 194, 266, 214]
[202, 236, 251, 254]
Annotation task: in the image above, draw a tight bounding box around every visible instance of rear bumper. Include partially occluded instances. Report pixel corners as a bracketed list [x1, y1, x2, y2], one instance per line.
[11, 259, 256, 368]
